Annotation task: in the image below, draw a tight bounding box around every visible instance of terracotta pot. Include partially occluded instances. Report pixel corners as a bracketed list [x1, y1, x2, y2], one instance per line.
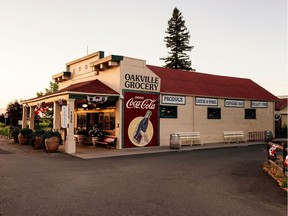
[33, 135, 43, 149]
[18, 133, 29, 145]
[45, 136, 60, 153]
[77, 135, 86, 145]
[13, 136, 19, 144]
[92, 137, 100, 147]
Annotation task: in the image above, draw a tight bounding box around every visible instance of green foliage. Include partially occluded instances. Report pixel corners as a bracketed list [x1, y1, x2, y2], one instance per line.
[43, 130, 63, 145]
[161, 7, 193, 70]
[0, 126, 9, 136]
[36, 80, 58, 97]
[30, 128, 46, 148]
[19, 128, 33, 138]
[6, 100, 23, 127]
[11, 126, 21, 138]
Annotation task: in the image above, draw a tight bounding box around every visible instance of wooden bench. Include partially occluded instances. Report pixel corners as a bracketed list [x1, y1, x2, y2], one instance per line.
[175, 132, 203, 146]
[224, 131, 245, 143]
[95, 135, 117, 149]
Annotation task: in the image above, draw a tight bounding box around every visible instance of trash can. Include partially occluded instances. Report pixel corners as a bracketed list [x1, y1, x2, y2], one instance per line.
[170, 133, 181, 149]
[264, 130, 273, 142]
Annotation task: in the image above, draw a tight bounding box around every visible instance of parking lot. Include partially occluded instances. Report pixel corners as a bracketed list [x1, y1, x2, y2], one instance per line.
[0, 139, 287, 216]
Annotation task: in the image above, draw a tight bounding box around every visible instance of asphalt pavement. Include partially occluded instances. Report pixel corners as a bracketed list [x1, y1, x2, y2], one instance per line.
[0, 136, 287, 216]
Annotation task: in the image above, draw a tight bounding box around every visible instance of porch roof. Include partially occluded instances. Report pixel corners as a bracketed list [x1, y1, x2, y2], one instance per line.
[22, 79, 119, 104]
[56, 79, 118, 95]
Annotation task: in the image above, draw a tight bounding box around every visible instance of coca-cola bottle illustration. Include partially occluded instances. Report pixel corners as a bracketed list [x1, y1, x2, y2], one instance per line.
[133, 110, 152, 144]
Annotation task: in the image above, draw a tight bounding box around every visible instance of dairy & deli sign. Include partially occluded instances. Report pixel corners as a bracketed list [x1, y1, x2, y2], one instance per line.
[124, 74, 160, 91]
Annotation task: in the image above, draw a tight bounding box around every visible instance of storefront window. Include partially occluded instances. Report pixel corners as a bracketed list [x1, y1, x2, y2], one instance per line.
[245, 109, 256, 119]
[160, 106, 177, 118]
[207, 108, 221, 119]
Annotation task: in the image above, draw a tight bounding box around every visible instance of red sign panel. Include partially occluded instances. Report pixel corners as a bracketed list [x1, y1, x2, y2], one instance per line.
[124, 92, 159, 148]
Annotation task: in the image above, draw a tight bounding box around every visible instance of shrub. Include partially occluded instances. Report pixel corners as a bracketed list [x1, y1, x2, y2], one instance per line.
[19, 128, 33, 138]
[0, 126, 9, 136]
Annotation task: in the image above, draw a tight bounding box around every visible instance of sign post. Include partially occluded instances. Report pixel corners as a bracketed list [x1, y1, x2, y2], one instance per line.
[4, 112, 9, 126]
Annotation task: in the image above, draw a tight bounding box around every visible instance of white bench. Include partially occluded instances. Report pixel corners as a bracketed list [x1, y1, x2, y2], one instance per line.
[174, 132, 203, 146]
[224, 131, 245, 143]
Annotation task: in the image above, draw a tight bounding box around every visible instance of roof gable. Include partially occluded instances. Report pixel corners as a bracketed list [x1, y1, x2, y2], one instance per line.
[275, 98, 288, 110]
[147, 65, 278, 101]
[56, 79, 118, 95]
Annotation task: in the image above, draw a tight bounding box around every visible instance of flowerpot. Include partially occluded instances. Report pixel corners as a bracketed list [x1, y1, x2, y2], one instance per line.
[33, 135, 43, 149]
[77, 135, 86, 145]
[92, 137, 100, 147]
[13, 136, 19, 144]
[18, 133, 29, 145]
[45, 136, 60, 153]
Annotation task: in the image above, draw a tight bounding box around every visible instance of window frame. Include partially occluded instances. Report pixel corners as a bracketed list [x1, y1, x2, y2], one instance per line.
[207, 107, 221, 119]
[160, 105, 178, 118]
[245, 109, 256, 119]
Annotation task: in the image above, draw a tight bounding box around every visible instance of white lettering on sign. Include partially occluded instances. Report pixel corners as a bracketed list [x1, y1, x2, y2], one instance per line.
[195, 97, 218, 106]
[124, 74, 160, 91]
[225, 99, 244, 108]
[126, 98, 157, 109]
[162, 95, 186, 105]
[61, 105, 68, 128]
[251, 101, 268, 108]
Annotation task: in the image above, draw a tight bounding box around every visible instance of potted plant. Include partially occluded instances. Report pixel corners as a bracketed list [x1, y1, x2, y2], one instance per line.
[11, 127, 20, 143]
[75, 130, 87, 145]
[43, 130, 62, 153]
[18, 128, 33, 145]
[30, 128, 45, 149]
[89, 126, 104, 146]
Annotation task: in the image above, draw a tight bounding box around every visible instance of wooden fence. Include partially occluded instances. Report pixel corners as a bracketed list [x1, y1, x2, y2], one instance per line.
[267, 140, 288, 174]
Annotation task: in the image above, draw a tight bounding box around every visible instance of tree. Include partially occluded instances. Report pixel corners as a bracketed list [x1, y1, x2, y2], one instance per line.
[161, 7, 194, 70]
[36, 80, 58, 122]
[37, 81, 58, 97]
[6, 100, 23, 127]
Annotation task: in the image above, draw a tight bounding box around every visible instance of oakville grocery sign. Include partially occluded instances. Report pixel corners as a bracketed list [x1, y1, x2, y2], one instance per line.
[124, 74, 160, 91]
[161, 95, 186, 105]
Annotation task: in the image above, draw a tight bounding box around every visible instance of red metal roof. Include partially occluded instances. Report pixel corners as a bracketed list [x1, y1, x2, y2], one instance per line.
[147, 65, 278, 101]
[56, 79, 118, 95]
[275, 98, 288, 110]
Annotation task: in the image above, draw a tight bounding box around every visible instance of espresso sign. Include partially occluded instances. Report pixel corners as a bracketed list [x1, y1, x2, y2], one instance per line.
[251, 101, 268, 108]
[195, 97, 218, 106]
[124, 74, 160, 91]
[225, 99, 244, 108]
[124, 92, 159, 148]
[162, 95, 186, 105]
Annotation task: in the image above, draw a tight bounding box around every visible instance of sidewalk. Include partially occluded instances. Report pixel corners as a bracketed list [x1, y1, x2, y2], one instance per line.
[72, 141, 265, 159]
[0, 135, 264, 159]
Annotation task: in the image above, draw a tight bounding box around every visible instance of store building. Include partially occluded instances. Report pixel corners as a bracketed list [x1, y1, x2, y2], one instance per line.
[21, 51, 279, 154]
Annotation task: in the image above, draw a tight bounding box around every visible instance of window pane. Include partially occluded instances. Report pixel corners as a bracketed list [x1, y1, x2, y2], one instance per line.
[160, 106, 177, 118]
[207, 108, 221, 119]
[245, 109, 256, 119]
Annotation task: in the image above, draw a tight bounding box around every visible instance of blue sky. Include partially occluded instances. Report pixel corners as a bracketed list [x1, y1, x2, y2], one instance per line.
[0, 0, 287, 111]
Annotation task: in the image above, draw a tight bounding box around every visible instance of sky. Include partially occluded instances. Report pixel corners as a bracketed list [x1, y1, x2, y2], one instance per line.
[0, 0, 287, 113]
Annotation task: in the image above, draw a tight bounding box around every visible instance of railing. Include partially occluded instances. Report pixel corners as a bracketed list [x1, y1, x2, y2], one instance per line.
[267, 140, 288, 174]
[248, 131, 265, 141]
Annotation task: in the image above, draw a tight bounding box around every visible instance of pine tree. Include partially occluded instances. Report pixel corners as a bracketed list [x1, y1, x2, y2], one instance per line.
[161, 7, 194, 70]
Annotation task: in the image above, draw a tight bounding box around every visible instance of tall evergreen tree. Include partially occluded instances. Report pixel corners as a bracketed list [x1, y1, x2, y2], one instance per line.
[161, 7, 194, 70]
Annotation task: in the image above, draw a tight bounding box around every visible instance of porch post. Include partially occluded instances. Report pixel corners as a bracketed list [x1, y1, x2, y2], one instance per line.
[65, 99, 76, 154]
[53, 101, 61, 131]
[29, 106, 35, 131]
[22, 106, 27, 129]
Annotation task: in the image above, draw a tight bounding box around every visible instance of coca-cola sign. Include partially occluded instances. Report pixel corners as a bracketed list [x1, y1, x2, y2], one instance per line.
[126, 97, 157, 109]
[124, 92, 159, 148]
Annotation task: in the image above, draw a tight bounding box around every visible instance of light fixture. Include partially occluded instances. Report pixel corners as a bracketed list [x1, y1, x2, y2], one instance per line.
[82, 104, 88, 108]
